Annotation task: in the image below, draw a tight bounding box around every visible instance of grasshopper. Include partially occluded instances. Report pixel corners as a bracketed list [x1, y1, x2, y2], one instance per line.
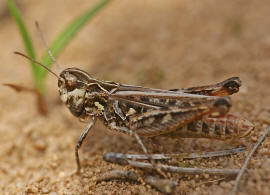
[15, 23, 254, 173]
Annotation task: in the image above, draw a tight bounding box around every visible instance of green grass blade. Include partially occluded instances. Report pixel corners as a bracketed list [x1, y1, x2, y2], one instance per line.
[6, 0, 41, 89]
[39, 0, 112, 84]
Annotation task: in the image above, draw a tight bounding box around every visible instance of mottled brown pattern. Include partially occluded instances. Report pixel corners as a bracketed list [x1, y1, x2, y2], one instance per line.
[57, 67, 252, 141]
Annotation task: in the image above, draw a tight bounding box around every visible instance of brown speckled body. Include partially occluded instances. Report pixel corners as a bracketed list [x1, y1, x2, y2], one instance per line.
[58, 69, 253, 140]
[56, 68, 253, 172]
[15, 44, 253, 173]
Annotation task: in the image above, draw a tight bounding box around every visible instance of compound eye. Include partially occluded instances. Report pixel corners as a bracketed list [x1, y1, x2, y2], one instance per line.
[58, 78, 65, 88]
[66, 74, 77, 91]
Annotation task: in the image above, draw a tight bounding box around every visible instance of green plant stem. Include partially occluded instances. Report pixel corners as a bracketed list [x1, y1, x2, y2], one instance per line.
[8, 0, 112, 94]
[39, 0, 113, 90]
[6, 0, 41, 89]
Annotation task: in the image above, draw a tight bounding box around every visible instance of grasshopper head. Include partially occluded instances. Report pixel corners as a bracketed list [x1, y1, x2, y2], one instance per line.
[58, 67, 117, 118]
[58, 68, 90, 117]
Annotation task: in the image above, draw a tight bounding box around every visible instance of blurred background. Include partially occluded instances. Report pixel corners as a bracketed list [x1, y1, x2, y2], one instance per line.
[0, 0, 270, 194]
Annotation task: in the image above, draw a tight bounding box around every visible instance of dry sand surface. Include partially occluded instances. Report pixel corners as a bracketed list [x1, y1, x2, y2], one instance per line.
[0, 0, 270, 194]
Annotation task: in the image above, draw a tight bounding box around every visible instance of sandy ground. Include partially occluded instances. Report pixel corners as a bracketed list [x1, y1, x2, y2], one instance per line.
[0, 0, 270, 194]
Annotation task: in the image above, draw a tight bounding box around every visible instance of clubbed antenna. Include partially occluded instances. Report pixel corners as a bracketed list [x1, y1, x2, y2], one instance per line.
[35, 21, 62, 73]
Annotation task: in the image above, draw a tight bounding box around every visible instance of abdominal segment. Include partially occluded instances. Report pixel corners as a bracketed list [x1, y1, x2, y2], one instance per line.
[163, 114, 254, 140]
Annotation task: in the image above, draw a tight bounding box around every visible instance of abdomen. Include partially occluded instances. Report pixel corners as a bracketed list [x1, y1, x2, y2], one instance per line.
[163, 114, 254, 140]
